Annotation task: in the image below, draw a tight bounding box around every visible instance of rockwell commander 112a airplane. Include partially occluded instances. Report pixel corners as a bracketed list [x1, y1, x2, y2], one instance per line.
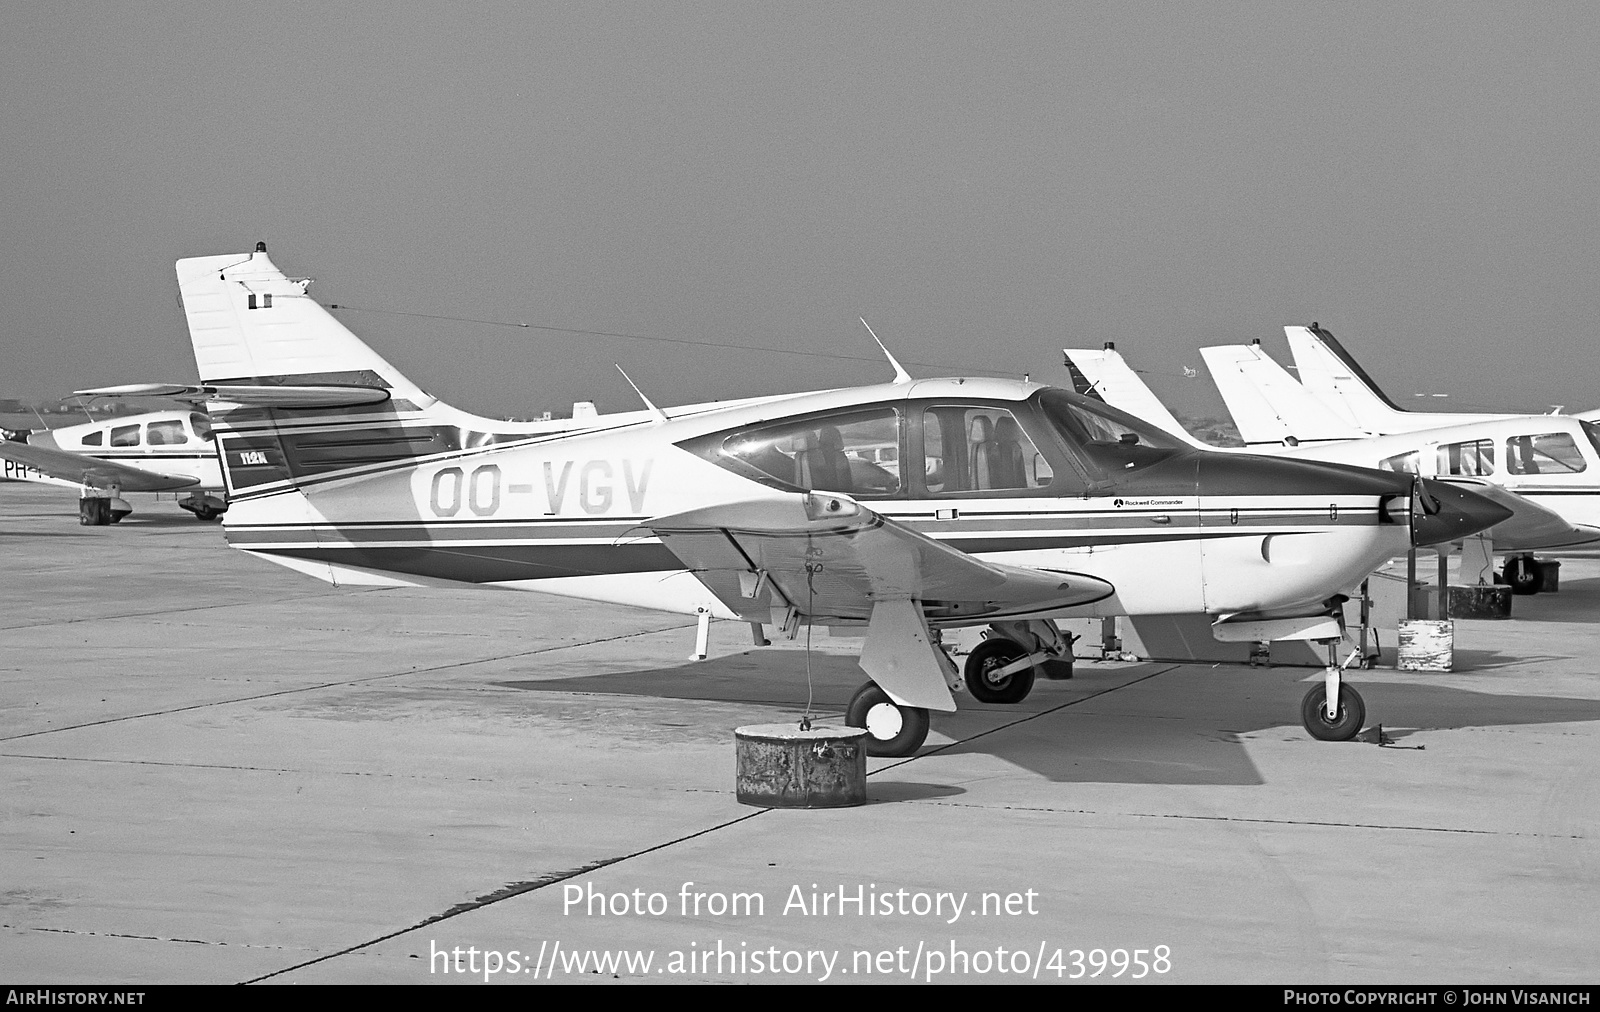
[143, 245, 1507, 756]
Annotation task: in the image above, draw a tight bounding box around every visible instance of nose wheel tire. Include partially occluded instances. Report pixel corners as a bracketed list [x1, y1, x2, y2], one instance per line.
[846, 683, 930, 758]
[962, 638, 1036, 704]
[1300, 683, 1365, 742]
[1503, 555, 1543, 595]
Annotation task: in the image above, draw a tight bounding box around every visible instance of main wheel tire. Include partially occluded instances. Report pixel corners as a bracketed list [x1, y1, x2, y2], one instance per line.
[1300, 683, 1366, 742]
[193, 507, 218, 521]
[1503, 555, 1543, 596]
[846, 683, 930, 758]
[963, 638, 1036, 704]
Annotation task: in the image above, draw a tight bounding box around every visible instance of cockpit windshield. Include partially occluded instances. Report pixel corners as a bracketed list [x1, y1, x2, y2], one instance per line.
[1582, 421, 1600, 463]
[1034, 389, 1185, 475]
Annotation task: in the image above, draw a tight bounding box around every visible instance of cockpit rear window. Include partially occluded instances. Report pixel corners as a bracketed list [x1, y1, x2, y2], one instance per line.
[717, 408, 903, 496]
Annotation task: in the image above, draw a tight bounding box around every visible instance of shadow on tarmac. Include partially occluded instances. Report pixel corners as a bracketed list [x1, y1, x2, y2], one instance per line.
[500, 651, 1600, 786]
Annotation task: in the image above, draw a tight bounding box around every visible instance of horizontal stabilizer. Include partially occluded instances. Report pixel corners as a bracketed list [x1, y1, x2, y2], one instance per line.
[75, 382, 391, 409]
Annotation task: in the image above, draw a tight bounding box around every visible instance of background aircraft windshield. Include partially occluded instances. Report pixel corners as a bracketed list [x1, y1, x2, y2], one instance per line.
[1035, 389, 1184, 475]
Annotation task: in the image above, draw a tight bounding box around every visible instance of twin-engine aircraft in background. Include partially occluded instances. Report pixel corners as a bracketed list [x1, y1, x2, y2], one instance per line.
[1284, 324, 1600, 432]
[1, 408, 227, 524]
[148, 246, 1506, 756]
[1066, 342, 1600, 595]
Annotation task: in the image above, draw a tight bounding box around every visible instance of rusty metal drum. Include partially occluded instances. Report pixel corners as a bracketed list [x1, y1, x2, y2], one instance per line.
[734, 724, 868, 808]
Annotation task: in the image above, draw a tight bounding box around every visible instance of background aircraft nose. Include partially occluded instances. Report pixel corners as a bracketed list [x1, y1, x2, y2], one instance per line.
[1411, 478, 1514, 546]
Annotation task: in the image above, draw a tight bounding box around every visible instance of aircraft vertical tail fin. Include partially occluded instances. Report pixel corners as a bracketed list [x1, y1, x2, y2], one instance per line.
[174, 246, 523, 507]
[1062, 346, 1199, 445]
[176, 245, 435, 408]
[1284, 324, 1404, 432]
[1200, 343, 1368, 446]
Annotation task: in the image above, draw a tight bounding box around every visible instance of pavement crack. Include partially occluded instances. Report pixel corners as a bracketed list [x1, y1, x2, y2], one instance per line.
[899, 800, 1588, 839]
[4, 924, 313, 950]
[242, 808, 770, 983]
[0, 621, 695, 744]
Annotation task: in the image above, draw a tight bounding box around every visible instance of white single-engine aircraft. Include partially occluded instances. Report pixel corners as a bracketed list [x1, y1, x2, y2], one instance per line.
[159, 246, 1507, 756]
[1066, 343, 1600, 596]
[0, 408, 228, 524]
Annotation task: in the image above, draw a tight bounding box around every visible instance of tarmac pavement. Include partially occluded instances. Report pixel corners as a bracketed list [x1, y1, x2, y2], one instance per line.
[1, 484, 1595, 984]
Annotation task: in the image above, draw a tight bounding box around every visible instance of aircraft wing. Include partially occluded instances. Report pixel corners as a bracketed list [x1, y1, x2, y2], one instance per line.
[1435, 476, 1600, 550]
[644, 493, 1114, 626]
[0, 442, 199, 492]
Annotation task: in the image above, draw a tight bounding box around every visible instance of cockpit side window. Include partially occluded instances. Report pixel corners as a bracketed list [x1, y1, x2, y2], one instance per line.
[1436, 439, 1494, 476]
[110, 424, 140, 447]
[1506, 432, 1587, 475]
[919, 406, 1056, 494]
[146, 420, 187, 446]
[711, 408, 904, 497]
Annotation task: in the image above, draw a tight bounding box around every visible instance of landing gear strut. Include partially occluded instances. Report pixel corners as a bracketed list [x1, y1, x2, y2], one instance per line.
[846, 683, 930, 758]
[1300, 644, 1366, 742]
[963, 638, 1036, 704]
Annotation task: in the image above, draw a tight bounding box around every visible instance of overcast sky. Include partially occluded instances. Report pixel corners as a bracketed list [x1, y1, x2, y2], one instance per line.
[4, 2, 1598, 420]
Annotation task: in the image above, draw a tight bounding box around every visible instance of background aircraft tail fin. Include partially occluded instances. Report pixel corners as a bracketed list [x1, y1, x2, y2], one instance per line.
[1062, 346, 1199, 445]
[1284, 324, 1404, 432]
[1200, 343, 1367, 446]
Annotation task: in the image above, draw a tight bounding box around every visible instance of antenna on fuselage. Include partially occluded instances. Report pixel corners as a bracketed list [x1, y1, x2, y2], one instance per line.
[614, 364, 669, 424]
[858, 317, 912, 384]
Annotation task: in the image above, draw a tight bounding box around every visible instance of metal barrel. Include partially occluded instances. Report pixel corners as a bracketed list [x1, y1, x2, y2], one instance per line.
[734, 725, 868, 809]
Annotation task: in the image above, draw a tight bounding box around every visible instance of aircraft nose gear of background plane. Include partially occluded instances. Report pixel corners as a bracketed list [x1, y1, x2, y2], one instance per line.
[1300, 643, 1367, 741]
[846, 683, 930, 758]
[962, 620, 1076, 704]
[1501, 554, 1543, 595]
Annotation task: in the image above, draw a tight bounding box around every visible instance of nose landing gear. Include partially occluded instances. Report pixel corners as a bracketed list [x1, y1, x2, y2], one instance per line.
[1301, 644, 1367, 741]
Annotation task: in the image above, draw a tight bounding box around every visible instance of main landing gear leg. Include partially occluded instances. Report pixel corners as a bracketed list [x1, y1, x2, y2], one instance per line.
[962, 620, 1075, 704]
[1300, 642, 1366, 742]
